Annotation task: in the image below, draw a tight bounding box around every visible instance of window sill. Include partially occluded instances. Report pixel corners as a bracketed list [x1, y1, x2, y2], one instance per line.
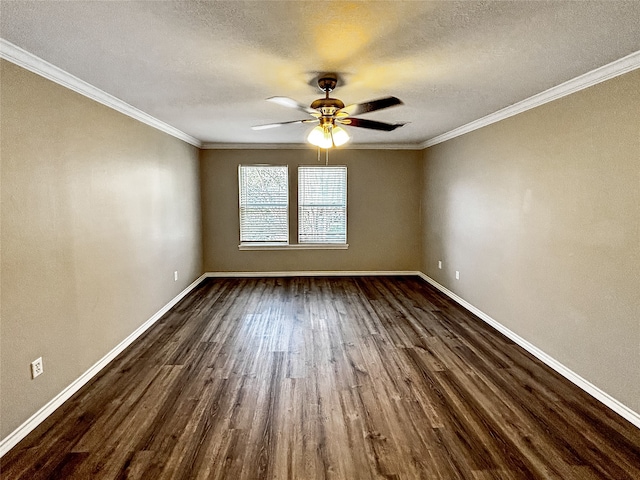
[238, 243, 349, 251]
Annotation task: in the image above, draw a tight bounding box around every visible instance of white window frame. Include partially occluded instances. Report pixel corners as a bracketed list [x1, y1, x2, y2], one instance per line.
[298, 165, 347, 245]
[238, 164, 289, 246]
[237, 164, 349, 250]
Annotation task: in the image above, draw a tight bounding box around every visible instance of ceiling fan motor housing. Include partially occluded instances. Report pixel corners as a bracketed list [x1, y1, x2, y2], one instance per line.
[311, 97, 345, 114]
[311, 73, 345, 115]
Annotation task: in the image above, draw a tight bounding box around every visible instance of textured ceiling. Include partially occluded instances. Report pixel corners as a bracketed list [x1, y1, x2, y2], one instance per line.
[2, 1, 640, 146]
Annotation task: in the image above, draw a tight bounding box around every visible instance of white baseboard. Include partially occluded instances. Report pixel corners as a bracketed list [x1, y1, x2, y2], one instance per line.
[204, 270, 421, 278]
[0, 273, 208, 458]
[1, 270, 409, 457]
[3, 270, 636, 458]
[417, 272, 640, 429]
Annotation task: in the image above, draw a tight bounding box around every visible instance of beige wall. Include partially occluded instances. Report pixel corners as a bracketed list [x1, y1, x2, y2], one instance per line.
[421, 70, 640, 412]
[200, 149, 422, 273]
[2, 52, 637, 444]
[0, 60, 203, 438]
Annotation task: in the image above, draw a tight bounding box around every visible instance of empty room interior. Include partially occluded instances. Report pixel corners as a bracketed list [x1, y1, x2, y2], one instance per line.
[1, 1, 639, 479]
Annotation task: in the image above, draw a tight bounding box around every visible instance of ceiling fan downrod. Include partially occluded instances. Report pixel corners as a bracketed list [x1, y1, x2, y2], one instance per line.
[311, 73, 345, 112]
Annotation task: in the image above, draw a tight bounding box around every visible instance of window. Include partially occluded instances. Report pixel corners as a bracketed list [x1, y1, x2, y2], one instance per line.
[238, 165, 288, 244]
[298, 165, 347, 244]
[238, 164, 347, 249]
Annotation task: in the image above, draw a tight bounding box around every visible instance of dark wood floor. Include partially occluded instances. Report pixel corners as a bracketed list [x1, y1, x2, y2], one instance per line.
[2, 276, 639, 479]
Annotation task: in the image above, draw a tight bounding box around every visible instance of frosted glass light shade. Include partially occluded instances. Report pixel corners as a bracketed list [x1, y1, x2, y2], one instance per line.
[307, 125, 333, 149]
[308, 124, 350, 148]
[331, 126, 350, 146]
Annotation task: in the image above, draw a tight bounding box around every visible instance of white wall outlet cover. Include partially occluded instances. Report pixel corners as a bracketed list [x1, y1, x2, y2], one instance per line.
[174, 271, 178, 281]
[31, 357, 43, 379]
[438, 261, 442, 269]
[455, 271, 460, 280]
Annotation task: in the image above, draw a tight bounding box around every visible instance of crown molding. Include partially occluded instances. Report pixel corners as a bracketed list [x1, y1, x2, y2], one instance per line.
[201, 142, 423, 150]
[0, 39, 202, 148]
[422, 49, 640, 148]
[202, 143, 309, 150]
[4, 36, 637, 152]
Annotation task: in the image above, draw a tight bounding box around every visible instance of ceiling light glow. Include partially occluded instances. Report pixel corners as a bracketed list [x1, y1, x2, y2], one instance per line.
[307, 124, 350, 149]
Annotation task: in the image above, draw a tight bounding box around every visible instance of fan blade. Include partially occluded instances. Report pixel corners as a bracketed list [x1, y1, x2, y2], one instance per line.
[338, 96, 403, 116]
[267, 96, 317, 114]
[251, 119, 317, 130]
[340, 117, 405, 131]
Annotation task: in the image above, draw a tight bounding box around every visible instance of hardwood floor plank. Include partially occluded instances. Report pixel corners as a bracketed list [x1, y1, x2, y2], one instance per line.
[2, 276, 639, 479]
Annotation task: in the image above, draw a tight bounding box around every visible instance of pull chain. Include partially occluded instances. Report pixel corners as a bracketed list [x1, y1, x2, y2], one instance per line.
[317, 147, 330, 165]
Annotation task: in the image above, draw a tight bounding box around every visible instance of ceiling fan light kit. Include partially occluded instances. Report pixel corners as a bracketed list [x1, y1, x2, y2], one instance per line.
[252, 73, 405, 149]
[307, 124, 350, 149]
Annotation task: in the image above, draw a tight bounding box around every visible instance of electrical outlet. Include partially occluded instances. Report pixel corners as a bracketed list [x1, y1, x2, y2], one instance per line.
[31, 357, 43, 379]
[174, 271, 178, 281]
[455, 271, 460, 280]
[438, 260, 442, 269]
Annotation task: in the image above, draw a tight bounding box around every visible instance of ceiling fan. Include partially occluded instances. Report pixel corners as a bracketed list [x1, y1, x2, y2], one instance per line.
[251, 73, 405, 148]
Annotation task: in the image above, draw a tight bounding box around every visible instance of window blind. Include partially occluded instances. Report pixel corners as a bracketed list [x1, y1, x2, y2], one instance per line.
[298, 165, 347, 244]
[239, 165, 288, 243]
